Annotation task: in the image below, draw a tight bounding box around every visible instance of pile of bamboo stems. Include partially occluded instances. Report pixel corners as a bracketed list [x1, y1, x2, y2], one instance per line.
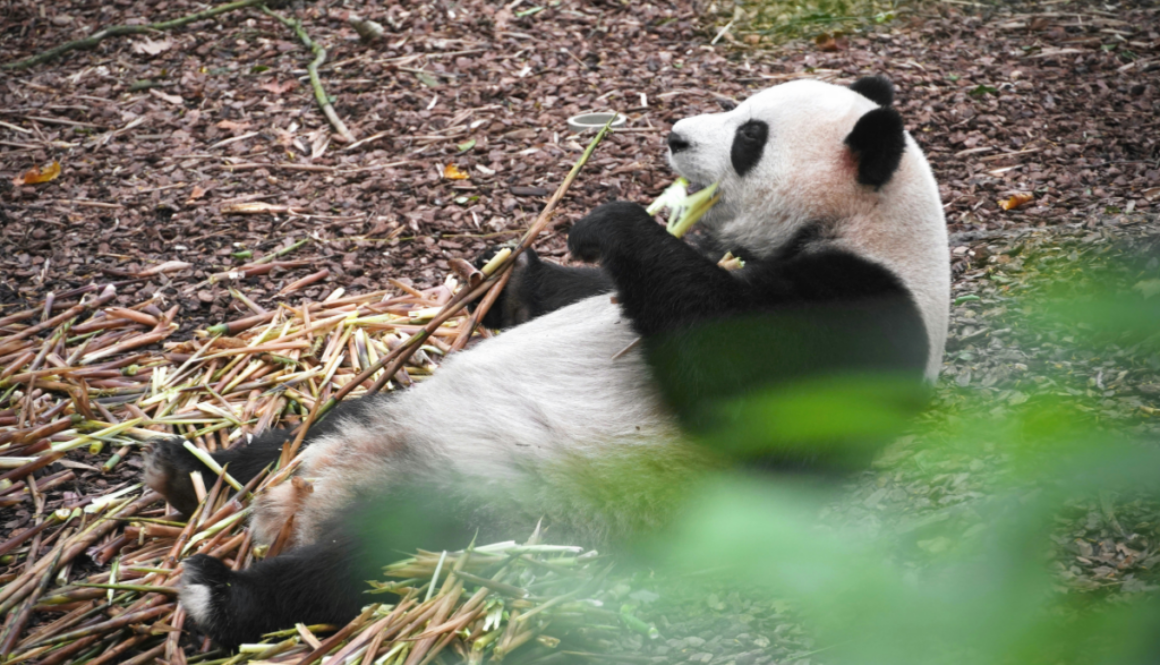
[0, 277, 647, 664]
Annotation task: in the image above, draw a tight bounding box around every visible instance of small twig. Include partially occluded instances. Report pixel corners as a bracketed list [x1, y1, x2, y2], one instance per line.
[261, 6, 356, 143]
[1, 0, 266, 70]
[277, 268, 331, 297]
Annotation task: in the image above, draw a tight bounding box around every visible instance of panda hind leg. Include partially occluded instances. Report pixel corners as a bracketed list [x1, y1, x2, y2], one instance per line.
[180, 533, 367, 648]
[144, 394, 393, 516]
[182, 484, 483, 648]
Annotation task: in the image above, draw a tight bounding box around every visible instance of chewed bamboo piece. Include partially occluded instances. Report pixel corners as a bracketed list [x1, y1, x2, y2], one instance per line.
[646, 177, 721, 239]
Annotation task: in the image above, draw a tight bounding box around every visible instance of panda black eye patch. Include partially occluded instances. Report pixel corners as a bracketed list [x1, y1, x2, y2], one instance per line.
[731, 120, 769, 177]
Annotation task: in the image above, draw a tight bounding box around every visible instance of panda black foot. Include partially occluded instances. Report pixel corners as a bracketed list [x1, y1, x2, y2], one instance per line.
[179, 538, 370, 649]
[180, 554, 266, 648]
[143, 437, 213, 516]
[472, 245, 614, 329]
[144, 427, 307, 516]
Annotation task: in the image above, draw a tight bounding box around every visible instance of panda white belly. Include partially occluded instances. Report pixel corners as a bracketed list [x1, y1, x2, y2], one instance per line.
[253, 296, 687, 548]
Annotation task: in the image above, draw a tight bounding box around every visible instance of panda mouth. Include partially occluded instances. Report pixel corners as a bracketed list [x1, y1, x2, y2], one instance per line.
[680, 172, 724, 197]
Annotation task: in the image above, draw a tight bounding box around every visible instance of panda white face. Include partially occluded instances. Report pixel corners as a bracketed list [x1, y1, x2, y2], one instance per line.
[667, 79, 894, 256]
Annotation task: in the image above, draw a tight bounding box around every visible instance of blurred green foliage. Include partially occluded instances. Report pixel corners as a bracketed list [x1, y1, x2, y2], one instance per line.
[636, 263, 1160, 664]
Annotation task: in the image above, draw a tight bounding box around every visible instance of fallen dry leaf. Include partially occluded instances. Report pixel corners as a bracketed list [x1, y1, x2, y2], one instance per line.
[814, 33, 847, 52]
[261, 79, 298, 95]
[998, 192, 1034, 211]
[149, 88, 184, 105]
[493, 7, 513, 33]
[216, 120, 252, 132]
[13, 161, 61, 186]
[187, 186, 208, 202]
[131, 37, 172, 55]
[443, 164, 470, 180]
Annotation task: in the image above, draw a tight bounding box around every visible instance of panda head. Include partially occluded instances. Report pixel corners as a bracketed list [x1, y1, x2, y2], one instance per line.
[668, 76, 950, 380]
[667, 76, 925, 258]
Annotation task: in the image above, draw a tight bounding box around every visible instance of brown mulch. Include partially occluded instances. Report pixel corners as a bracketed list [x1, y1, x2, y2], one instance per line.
[1, 0, 1156, 329]
[1, 0, 1159, 663]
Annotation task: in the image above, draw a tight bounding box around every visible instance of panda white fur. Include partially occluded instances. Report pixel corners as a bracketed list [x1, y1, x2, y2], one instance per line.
[144, 76, 949, 647]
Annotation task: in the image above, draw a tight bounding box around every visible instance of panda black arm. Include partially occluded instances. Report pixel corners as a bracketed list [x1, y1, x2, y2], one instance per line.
[568, 201, 749, 337]
[568, 202, 926, 339]
[478, 248, 614, 329]
[645, 246, 930, 453]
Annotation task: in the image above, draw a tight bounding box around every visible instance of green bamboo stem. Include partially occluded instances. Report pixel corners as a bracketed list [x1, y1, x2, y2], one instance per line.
[261, 7, 355, 142]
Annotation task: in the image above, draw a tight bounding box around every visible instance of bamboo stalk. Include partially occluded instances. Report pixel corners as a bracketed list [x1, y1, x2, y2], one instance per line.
[83, 633, 151, 665]
[25, 601, 170, 648]
[0, 288, 116, 353]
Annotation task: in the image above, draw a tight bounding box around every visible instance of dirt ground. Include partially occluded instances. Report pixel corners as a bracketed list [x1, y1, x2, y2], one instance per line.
[2, 0, 1159, 663]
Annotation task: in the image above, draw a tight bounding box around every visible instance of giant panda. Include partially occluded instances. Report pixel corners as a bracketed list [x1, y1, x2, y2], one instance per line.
[144, 76, 949, 648]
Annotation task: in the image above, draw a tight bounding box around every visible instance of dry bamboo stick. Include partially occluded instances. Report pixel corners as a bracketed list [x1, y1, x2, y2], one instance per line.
[0, 541, 65, 657]
[295, 605, 379, 665]
[0, 288, 117, 353]
[83, 633, 151, 665]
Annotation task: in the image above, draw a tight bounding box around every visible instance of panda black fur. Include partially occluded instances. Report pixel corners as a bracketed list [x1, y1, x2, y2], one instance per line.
[144, 76, 950, 647]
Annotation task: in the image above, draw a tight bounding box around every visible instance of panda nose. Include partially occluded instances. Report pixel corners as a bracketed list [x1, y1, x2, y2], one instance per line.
[667, 132, 691, 154]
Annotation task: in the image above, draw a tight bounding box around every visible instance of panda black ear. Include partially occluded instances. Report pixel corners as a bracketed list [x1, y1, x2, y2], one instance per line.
[850, 76, 894, 107]
[844, 107, 905, 189]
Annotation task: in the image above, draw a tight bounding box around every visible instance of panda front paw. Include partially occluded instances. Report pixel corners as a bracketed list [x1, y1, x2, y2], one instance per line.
[568, 201, 654, 263]
[143, 437, 208, 516]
